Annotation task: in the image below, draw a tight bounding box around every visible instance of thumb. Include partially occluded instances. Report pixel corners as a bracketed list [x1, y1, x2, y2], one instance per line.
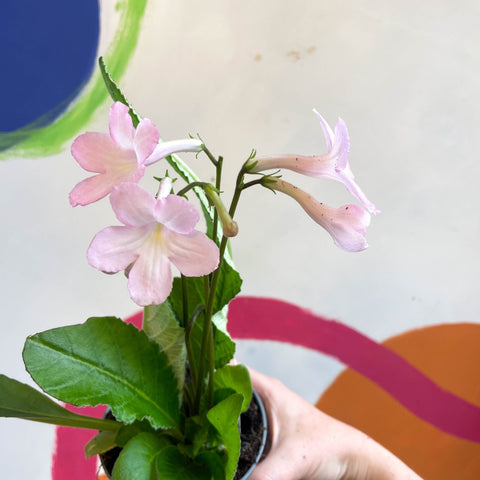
[248, 449, 297, 480]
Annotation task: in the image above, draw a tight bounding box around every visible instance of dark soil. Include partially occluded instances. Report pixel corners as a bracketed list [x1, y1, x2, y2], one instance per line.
[100, 394, 268, 479]
[99, 410, 121, 476]
[234, 392, 269, 479]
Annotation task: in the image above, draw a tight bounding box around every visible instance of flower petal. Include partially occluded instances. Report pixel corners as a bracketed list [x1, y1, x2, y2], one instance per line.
[109, 102, 135, 150]
[336, 165, 381, 215]
[270, 179, 370, 252]
[163, 228, 219, 277]
[87, 225, 153, 272]
[69, 174, 120, 207]
[110, 183, 156, 227]
[154, 194, 199, 234]
[127, 234, 173, 306]
[313, 109, 334, 152]
[133, 118, 160, 163]
[71, 132, 121, 173]
[331, 117, 350, 170]
[144, 138, 204, 166]
[323, 204, 371, 252]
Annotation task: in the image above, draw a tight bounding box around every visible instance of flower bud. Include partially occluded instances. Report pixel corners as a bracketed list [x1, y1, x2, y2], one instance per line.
[205, 185, 239, 238]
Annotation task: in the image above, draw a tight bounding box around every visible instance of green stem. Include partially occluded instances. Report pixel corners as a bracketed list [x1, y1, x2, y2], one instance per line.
[192, 157, 257, 412]
[211, 156, 223, 245]
[206, 318, 215, 406]
[197, 165, 249, 409]
[181, 274, 189, 329]
[185, 304, 205, 394]
[241, 177, 271, 190]
[203, 145, 219, 167]
[194, 306, 211, 411]
[176, 181, 211, 198]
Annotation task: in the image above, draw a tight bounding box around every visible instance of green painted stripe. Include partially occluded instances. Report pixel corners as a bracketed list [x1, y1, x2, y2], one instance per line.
[0, 0, 148, 159]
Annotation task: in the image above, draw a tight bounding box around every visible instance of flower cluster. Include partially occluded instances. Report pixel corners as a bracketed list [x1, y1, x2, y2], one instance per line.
[70, 101, 377, 306]
[0, 79, 380, 480]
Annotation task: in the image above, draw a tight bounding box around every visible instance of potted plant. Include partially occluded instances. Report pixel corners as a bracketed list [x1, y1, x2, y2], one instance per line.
[0, 59, 377, 480]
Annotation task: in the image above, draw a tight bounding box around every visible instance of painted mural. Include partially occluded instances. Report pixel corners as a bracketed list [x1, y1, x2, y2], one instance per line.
[1, 1, 479, 479]
[0, 0, 146, 157]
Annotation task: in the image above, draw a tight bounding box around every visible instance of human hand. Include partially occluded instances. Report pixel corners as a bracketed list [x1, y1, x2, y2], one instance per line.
[248, 368, 423, 480]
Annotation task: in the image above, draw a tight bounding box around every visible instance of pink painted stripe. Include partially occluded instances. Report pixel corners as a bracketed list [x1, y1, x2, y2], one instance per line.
[51, 405, 105, 480]
[228, 296, 480, 443]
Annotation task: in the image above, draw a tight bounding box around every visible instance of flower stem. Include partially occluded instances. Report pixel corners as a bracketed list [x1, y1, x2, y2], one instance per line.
[211, 156, 223, 245]
[185, 304, 204, 401]
[181, 274, 188, 329]
[202, 144, 219, 167]
[176, 181, 211, 198]
[197, 163, 251, 410]
[193, 156, 260, 412]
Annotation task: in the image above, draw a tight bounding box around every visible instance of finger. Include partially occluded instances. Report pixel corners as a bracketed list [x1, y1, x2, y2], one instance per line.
[248, 451, 296, 480]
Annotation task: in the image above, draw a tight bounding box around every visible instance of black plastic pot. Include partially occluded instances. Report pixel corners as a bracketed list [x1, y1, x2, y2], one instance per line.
[100, 390, 269, 480]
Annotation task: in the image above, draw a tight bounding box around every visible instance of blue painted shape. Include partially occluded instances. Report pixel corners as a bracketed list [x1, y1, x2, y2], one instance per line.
[0, 0, 99, 132]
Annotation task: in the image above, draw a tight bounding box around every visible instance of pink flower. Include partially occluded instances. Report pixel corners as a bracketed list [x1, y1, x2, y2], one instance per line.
[270, 178, 371, 252]
[69, 102, 203, 206]
[249, 110, 379, 215]
[87, 180, 219, 306]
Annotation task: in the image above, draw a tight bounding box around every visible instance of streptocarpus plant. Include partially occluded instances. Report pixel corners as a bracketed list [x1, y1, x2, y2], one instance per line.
[0, 58, 378, 480]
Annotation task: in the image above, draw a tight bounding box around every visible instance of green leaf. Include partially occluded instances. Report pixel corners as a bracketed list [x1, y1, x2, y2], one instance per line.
[85, 417, 159, 458]
[170, 264, 242, 323]
[185, 308, 235, 372]
[196, 451, 227, 480]
[207, 394, 243, 480]
[169, 275, 204, 322]
[23, 317, 181, 430]
[99, 56, 141, 127]
[214, 365, 252, 412]
[211, 307, 236, 368]
[115, 419, 157, 447]
[213, 263, 243, 317]
[143, 302, 186, 393]
[112, 432, 170, 480]
[155, 446, 211, 480]
[184, 415, 209, 457]
[85, 430, 118, 458]
[169, 262, 241, 369]
[0, 374, 119, 431]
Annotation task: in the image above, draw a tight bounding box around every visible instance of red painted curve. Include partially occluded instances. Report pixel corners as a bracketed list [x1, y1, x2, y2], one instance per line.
[228, 296, 480, 443]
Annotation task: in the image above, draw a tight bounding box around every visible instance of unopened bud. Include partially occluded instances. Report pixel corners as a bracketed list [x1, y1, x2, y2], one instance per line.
[222, 218, 239, 238]
[205, 185, 239, 238]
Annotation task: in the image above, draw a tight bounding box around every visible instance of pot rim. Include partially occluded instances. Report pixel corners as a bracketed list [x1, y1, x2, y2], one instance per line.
[237, 388, 269, 480]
